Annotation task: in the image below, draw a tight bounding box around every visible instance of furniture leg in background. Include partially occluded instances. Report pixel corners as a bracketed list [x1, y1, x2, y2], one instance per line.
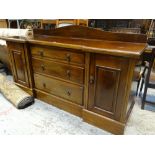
[141, 48, 155, 109]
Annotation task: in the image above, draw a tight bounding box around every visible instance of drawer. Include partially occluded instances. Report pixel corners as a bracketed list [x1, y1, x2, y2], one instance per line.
[32, 58, 84, 85]
[34, 74, 83, 105]
[31, 46, 85, 65]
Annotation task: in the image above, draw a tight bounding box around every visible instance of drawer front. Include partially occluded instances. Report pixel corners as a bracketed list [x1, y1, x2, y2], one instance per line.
[32, 58, 84, 85]
[31, 46, 85, 65]
[34, 74, 83, 105]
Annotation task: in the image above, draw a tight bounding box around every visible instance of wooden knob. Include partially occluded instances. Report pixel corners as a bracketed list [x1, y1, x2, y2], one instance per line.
[39, 50, 44, 56]
[66, 53, 71, 62]
[90, 75, 94, 84]
[67, 91, 71, 96]
[43, 83, 46, 88]
[41, 65, 45, 71]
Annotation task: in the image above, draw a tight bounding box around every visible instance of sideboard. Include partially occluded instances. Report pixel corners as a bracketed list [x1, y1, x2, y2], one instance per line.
[1, 26, 147, 134]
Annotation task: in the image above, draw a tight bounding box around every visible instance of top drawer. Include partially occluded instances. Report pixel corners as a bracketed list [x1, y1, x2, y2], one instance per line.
[31, 45, 85, 65]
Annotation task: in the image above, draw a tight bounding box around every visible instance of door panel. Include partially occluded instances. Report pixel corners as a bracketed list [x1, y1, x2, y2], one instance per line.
[95, 67, 120, 113]
[12, 50, 26, 83]
[88, 54, 129, 120]
[8, 43, 29, 87]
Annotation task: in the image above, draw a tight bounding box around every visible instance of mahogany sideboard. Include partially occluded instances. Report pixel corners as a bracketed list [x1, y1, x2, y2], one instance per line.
[1, 26, 147, 134]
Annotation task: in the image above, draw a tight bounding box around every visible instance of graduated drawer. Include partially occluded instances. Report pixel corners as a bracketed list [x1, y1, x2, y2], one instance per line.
[34, 74, 83, 105]
[31, 45, 85, 65]
[32, 58, 84, 85]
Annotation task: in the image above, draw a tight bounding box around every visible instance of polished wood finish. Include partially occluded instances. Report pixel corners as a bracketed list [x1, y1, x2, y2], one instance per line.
[7, 42, 33, 94]
[3, 26, 147, 134]
[34, 73, 83, 105]
[7, 42, 29, 87]
[110, 27, 141, 34]
[32, 58, 84, 85]
[83, 109, 125, 135]
[33, 25, 146, 43]
[31, 45, 85, 65]
[88, 54, 129, 120]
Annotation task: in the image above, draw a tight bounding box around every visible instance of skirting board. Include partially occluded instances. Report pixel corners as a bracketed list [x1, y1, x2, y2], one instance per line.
[35, 89, 83, 117]
[82, 109, 125, 135]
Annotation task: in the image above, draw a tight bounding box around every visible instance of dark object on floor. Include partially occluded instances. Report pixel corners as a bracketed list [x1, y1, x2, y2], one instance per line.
[0, 44, 11, 71]
[147, 38, 155, 46]
[0, 61, 10, 75]
[18, 101, 34, 109]
[141, 48, 155, 109]
[0, 61, 4, 71]
[17, 98, 34, 109]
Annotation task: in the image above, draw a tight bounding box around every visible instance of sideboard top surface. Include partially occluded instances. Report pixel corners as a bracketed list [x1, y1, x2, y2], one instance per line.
[1, 25, 147, 58]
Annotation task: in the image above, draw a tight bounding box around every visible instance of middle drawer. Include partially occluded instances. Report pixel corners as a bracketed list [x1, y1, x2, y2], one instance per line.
[32, 58, 84, 85]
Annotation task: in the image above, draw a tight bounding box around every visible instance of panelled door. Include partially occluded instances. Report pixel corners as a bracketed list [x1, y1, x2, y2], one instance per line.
[88, 53, 129, 121]
[8, 42, 29, 87]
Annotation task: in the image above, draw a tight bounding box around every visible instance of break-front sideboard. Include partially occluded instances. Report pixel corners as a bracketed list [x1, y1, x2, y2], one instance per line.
[3, 26, 147, 134]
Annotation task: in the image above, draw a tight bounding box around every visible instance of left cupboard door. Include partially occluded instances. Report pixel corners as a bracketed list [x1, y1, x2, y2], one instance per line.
[7, 42, 30, 87]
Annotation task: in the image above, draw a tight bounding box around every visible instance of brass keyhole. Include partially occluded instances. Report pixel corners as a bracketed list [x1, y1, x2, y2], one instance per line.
[90, 75, 94, 84]
[67, 70, 71, 78]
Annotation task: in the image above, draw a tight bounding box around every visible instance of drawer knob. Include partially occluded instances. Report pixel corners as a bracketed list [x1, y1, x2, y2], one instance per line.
[66, 70, 71, 78]
[90, 75, 94, 84]
[67, 91, 71, 96]
[66, 53, 71, 62]
[39, 50, 44, 57]
[41, 65, 45, 71]
[43, 83, 46, 88]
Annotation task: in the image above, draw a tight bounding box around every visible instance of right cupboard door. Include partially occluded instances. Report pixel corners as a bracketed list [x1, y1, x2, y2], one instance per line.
[88, 54, 129, 121]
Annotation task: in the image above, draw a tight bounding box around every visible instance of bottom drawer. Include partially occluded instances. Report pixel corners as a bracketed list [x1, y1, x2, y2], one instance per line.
[34, 73, 83, 105]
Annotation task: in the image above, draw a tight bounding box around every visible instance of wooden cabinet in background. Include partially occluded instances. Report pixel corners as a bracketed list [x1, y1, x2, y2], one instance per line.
[40, 19, 88, 29]
[0, 19, 7, 28]
[56, 19, 88, 28]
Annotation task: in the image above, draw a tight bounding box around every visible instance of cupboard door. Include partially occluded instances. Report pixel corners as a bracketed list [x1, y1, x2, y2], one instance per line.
[88, 54, 129, 120]
[8, 43, 29, 87]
